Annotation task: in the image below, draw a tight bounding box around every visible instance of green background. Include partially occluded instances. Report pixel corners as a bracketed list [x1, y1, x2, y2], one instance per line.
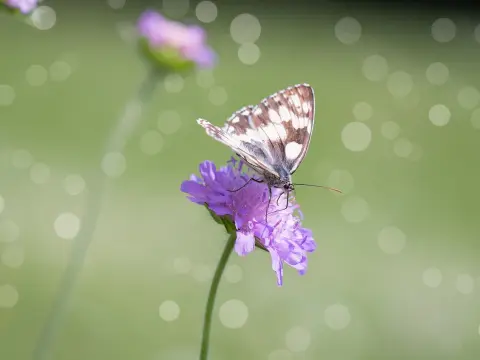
[1, 1, 480, 359]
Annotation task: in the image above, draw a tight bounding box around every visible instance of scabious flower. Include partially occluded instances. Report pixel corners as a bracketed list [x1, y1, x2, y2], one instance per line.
[181, 157, 316, 286]
[137, 10, 216, 71]
[1, 0, 38, 14]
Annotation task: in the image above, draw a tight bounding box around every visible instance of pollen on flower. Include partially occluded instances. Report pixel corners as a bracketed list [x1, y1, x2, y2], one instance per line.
[137, 9, 217, 70]
[180, 157, 316, 286]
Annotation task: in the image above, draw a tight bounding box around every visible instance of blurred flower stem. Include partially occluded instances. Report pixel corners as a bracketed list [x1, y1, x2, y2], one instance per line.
[200, 220, 237, 360]
[32, 66, 163, 360]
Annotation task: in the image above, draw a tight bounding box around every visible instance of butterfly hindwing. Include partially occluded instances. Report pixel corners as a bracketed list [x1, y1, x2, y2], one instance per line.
[196, 118, 276, 176]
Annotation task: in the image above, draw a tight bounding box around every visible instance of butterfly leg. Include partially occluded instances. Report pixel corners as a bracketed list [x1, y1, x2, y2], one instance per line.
[281, 190, 290, 211]
[259, 185, 273, 239]
[268, 190, 290, 215]
[276, 191, 285, 206]
[228, 177, 264, 192]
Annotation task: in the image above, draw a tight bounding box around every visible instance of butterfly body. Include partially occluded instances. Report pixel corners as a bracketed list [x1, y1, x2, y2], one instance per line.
[197, 83, 315, 219]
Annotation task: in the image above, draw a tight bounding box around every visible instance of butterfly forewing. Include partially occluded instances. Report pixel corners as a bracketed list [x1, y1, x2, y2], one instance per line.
[197, 83, 315, 183]
[252, 84, 315, 174]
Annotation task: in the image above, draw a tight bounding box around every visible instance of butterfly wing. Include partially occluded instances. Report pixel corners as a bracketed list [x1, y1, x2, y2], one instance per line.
[197, 113, 278, 176]
[252, 83, 315, 175]
[197, 83, 315, 178]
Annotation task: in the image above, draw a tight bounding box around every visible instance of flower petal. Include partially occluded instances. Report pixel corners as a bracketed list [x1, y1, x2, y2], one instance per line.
[268, 249, 284, 286]
[234, 231, 255, 256]
[180, 180, 207, 200]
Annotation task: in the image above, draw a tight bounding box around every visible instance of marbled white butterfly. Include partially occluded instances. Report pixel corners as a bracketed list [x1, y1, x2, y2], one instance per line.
[197, 83, 339, 219]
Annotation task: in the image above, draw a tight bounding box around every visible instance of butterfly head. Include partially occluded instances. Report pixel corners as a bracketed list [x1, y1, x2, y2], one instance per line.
[282, 182, 295, 192]
[264, 169, 295, 193]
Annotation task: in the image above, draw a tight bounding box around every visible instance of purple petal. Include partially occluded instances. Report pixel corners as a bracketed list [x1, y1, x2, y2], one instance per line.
[199, 161, 217, 186]
[234, 231, 255, 256]
[5, 0, 37, 13]
[187, 25, 207, 45]
[208, 204, 231, 216]
[268, 249, 284, 286]
[184, 46, 217, 68]
[180, 180, 206, 199]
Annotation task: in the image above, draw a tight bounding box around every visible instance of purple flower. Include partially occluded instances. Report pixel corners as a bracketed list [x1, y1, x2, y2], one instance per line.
[137, 10, 216, 68]
[3, 0, 37, 13]
[181, 158, 316, 286]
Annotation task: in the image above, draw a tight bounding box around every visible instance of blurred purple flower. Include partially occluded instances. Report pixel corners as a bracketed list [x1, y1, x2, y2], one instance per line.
[137, 10, 216, 68]
[181, 157, 316, 286]
[3, 0, 37, 13]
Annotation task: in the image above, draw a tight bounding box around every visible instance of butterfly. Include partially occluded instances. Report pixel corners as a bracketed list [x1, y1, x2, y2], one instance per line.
[197, 83, 334, 224]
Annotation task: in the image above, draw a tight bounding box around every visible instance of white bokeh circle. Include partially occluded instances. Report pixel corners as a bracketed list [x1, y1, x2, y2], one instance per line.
[335, 17, 362, 45]
[31, 6, 57, 30]
[457, 86, 480, 110]
[63, 174, 86, 195]
[429, 104, 451, 127]
[341, 196, 369, 223]
[285, 326, 311, 352]
[230, 14, 261, 44]
[393, 138, 413, 158]
[238, 43, 261, 65]
[341, 122, 372, 152]
[49, 61, 72, 82]
[195, 1, 218, 23]
[54, 212, 81, 240]
[431, 18, 456, 43]
[422, 267, 442, 288]
[387, 71, 413, 99]
[381, 121, 400, 140]
[456, 274, 474, 295]
[378, 226, 406, 254]
[225, 264, 243, 283]
[159, 300, 181, 321]
[26, 65, 48, 87]
[101, 152, 126, 178]
[219, 299, 249, 329]
[107, 0, 126, 10]
[324, 304, 351, 330]
[352, 101, 373, 121]
[426, 62, 449, 85]
[362, 54, 388, 82]
[470, 108, 480, 130]
[30, 163, 51, 184]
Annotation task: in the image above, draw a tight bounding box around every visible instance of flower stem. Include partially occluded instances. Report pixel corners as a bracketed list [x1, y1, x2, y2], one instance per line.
[199, 231, 236, 360]
[32, 67, 162, 360]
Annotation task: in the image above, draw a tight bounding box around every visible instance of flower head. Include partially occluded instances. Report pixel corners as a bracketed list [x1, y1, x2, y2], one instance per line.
[137, 10, 216, 71]
[181, 158, 316, 286]
[2, 0, 37, 14]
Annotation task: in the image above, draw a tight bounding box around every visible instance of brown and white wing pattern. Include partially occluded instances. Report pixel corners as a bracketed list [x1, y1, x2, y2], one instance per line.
[197, 83, 315, 182]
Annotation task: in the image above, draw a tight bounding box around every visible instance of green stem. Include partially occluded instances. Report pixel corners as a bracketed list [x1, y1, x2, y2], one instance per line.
[199, 231, 236, 360]
[32, 67, 162, 360]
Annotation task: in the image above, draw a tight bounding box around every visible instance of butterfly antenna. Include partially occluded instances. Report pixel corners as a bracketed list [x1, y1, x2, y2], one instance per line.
[293, 183, 343, 194]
